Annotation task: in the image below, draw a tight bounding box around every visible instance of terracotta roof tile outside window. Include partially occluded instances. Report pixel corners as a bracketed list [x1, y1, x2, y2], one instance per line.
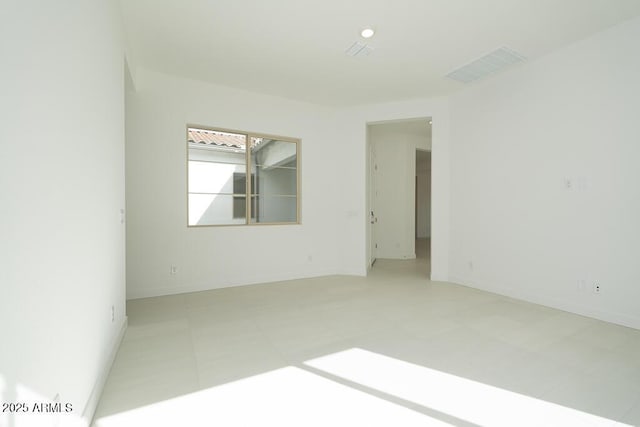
[188, 128, 263, 149]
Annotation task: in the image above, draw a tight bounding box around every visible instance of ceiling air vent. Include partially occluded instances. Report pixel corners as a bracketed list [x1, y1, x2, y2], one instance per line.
[345, 41, 374, 58]
[446, 47, 526, 83]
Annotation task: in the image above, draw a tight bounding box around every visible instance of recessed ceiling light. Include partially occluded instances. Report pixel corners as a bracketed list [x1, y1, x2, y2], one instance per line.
[361, 28, 375, 38]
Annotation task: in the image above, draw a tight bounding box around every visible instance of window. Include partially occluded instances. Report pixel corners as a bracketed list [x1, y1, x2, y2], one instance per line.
[187, 126, 300, 226]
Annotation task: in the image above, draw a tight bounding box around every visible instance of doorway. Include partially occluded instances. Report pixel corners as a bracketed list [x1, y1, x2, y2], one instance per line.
[415, 149, 431, 272]
[369, 139, 378, 268]
[367, 118, 432, 275]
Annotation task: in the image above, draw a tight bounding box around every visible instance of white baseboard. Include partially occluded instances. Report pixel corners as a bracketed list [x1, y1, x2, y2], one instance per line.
[126, 269, 340, 300]
[374, 253, 416, 260]
[449, 275, 640, 331]
[82, 316, 128, 426]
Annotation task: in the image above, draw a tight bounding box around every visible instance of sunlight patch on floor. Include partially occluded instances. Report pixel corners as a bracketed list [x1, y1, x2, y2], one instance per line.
[94, 366, 450, 427]
[305, 348, 630, 427]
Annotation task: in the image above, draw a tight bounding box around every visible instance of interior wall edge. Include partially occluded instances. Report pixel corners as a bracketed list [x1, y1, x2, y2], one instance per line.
[83, 316, 128, 426]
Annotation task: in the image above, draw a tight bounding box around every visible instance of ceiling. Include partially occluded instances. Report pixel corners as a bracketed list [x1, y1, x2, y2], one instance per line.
[120, 0, 640, 106]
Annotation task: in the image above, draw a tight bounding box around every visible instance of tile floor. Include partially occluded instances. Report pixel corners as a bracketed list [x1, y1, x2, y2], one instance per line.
[93, 240, 640, 426]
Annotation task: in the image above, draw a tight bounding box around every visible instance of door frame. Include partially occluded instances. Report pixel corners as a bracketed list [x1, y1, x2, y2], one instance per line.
[366, 117, 433, 273]
[368, 134, 378, 268]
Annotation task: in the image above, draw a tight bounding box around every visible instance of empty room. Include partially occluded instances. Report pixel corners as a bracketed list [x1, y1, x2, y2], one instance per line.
[2, 1, 640, 426]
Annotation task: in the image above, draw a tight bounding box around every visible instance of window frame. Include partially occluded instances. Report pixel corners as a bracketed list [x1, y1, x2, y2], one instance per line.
[186, 124, 301, 227]
[232, 172, 257, 220]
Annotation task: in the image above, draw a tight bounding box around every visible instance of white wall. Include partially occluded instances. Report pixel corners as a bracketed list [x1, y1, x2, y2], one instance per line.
[126, 71, 451, 292]
[0, 1, 126, 425]
[126, 69, 340, 298]
[448, 16, 640, 329]
[369, 121, 430, 259]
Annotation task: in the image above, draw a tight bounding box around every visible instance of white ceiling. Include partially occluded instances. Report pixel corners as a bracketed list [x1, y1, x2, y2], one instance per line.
[120, 0, 640, 106]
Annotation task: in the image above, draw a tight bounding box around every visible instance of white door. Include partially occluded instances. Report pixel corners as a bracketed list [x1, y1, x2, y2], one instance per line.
[369, 142, 378, 268]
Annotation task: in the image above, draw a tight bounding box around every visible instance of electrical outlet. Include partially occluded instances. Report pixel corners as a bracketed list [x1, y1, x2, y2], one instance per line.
[170, 266, 178, 275]
[594, 283, 601, 294]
